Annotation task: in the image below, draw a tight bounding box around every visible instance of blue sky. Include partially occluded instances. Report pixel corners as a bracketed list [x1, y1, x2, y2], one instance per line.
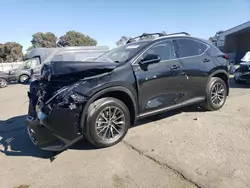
[1, 0, 250, 52]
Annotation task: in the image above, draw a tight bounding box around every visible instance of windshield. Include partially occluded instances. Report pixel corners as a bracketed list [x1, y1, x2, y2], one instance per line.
[22, 58, 39, 69]
[94, 42, 148, 63]
[22, 59, 31, 68]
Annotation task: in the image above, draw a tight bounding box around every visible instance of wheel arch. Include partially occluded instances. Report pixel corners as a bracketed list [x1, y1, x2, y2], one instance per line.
[80, 86, 138, 131]
[208, 69, 229, 96]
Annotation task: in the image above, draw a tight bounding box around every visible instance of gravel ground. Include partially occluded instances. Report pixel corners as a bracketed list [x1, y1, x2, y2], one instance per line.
[0, 81, 250, 188]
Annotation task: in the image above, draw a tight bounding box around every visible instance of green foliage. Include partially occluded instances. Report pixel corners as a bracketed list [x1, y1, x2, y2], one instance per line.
[57, 30, 97, 47]
[26, 46, 34, 51]
[31, 32, 57, 48]
[0, 42, 23, 63]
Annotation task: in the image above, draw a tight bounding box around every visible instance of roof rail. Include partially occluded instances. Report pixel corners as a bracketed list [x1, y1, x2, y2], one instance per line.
[126, 32, 166, 44]
[126, 32, 191, 44]
[166, 32, 190, 36]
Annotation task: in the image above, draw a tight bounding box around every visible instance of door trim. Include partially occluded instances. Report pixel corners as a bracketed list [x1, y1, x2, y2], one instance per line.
[137, 96, 205, 119]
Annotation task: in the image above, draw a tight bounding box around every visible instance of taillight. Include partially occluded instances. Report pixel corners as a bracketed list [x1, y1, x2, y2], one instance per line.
[223, 54, 229, 60]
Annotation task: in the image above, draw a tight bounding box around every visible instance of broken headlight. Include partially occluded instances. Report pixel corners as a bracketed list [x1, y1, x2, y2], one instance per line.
[46, 82, 87, 107]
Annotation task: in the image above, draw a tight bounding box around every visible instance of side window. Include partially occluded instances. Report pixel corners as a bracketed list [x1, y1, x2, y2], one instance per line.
[176, 39, 207, 58]
[143, 40, 176, 61]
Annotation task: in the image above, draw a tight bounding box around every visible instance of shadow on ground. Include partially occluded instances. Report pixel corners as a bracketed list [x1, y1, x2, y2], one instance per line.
[0, 105, 206, 159]
[8, 81, 29, 86]
[0, 115, 101, 159]
[0, 115, 52, 158]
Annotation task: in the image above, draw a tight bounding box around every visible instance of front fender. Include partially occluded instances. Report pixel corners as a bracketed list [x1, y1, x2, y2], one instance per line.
[79, 85, 138, 131]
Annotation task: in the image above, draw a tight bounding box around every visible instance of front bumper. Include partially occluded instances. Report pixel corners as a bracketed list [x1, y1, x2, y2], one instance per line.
[26, 95, 83, 151]
[234, 71, 250, 82]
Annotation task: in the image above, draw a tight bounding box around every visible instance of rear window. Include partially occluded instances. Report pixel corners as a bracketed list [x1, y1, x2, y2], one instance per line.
[175, 39, 208, 58]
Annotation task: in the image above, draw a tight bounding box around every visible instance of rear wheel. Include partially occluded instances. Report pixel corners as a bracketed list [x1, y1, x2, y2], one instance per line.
[84, 97, 130, 148]
[0, 78, 7, 88]
[203, 77, 227, 111]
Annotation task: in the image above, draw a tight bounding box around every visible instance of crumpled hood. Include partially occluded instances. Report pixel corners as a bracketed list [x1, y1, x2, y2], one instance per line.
[42, 61, 118, 82]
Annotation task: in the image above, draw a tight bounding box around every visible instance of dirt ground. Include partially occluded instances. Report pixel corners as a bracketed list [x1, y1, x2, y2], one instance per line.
[1, 80, 250, 188]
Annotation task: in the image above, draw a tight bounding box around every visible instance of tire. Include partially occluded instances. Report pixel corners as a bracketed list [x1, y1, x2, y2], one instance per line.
[84, 97, 131, 148]
[27, 126, 39, 146]
[203, 77, 227, 111]
[0, 78, 7, 88]
[19, 74, 30, 84]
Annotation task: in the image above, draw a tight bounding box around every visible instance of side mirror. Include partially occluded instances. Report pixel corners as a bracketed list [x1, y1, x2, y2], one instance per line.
[140, 54, 161, 65]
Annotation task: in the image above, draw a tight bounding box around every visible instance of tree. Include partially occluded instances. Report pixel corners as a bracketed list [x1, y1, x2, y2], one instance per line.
[57, 30, 97, 47]
[0, 42, 23, 63]
[30, 32, 57, 48]
[26, 46, 34, 51]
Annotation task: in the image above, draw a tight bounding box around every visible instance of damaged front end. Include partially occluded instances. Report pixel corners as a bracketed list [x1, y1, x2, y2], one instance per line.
[27, 80, 87, 152]
[26, 61, 116, 153]
[234, 62, 250, 83]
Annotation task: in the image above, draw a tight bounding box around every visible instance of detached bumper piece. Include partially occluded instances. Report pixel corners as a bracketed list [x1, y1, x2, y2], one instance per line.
[26, 101, 83, 152]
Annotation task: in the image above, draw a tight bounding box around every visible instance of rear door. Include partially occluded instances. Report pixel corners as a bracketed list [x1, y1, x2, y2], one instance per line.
[173, 38, 210, 103]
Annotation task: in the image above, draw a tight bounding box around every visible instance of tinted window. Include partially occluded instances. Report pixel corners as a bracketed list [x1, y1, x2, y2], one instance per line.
[176, 39, 207, 58]
[143, 40, 175, 61]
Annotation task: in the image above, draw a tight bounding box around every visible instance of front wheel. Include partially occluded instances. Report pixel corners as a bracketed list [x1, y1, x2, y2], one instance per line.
[84, 97, 131, 148]
[203, 77, 227, 111]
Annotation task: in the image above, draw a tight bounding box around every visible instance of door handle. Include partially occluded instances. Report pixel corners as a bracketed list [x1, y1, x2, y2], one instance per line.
[203, 58, 211, 63]
[170, 64, 180, 70]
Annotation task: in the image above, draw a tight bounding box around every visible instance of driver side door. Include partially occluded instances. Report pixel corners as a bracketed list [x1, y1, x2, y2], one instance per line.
[132, 40, 183, 116]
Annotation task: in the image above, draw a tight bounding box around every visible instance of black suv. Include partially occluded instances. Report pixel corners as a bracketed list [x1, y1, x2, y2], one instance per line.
[26, 32, 229, 152]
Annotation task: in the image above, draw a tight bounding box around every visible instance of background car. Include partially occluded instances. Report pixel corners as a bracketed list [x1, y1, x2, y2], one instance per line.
[0, 71, 10, 88]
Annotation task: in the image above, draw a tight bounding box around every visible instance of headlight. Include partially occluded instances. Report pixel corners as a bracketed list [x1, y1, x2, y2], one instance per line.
[45, 82, 87, 106]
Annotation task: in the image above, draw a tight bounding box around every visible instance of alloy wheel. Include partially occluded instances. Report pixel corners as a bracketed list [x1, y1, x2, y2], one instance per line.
[95, 106, 126, 141]
[211, 82, 225, 105]
[27, 127, 38, 145]
[20, 75, 29, 83]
